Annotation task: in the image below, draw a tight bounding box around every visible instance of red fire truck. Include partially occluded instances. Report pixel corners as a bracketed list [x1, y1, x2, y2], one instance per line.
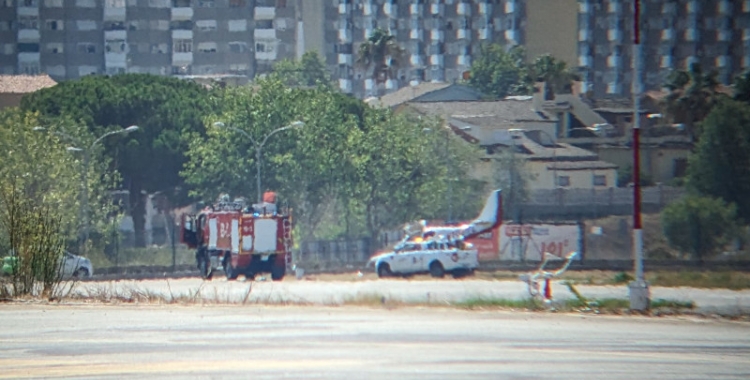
[180, 199, 292, 281]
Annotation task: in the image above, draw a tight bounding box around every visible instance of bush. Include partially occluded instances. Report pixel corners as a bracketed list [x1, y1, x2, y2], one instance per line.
[0, 184, 67, 298]
[662, 195, 738, 261]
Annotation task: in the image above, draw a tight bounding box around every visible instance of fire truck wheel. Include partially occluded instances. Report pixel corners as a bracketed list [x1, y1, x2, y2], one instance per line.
[429, 261, 445, 278]
[198, 253, 212, 280]
[224, 257, 238, 280]
[271, 264, 285, 281]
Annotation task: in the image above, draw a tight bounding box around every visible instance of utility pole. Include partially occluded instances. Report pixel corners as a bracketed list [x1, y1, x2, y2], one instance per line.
[629, 0, 650, 311]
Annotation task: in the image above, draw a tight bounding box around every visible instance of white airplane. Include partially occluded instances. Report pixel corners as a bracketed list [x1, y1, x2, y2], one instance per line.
[394, 189, 503, 250]
[368, 189, 502, 278]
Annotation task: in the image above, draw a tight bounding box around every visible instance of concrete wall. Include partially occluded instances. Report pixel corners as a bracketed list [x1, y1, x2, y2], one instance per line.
[526, 161, 617, 190]
[595, 145, 690, 184]
[525, 0, 578, 66]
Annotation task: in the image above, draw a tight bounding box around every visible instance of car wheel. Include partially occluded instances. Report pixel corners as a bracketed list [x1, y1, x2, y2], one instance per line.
[429, 261, 445, 278]
[377, 263, 393, 278]
[73, 267, 89, 278]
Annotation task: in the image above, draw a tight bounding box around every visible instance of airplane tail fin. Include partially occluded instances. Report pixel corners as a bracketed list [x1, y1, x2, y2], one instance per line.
[460, 189, 502, 240]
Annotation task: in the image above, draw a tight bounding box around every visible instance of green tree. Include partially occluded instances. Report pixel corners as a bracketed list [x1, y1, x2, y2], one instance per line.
[661, 63, 727, 140]
[687, 99, 750, 221]
[530, 54, 579, 100]
[467, 44, 532, 99]
[662, 195, 738, 261]
[21, 74, 214, 247]
[271, 51, 331, 88]
[356, 28, 406, 95]
[0, 109, 116, 249]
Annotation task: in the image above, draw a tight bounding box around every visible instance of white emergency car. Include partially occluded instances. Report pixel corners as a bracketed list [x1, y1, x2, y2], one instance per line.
[368, 240, 478, 279]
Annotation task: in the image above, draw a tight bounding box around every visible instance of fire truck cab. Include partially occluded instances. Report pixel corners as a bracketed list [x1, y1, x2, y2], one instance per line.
[180, 198, 292, 281]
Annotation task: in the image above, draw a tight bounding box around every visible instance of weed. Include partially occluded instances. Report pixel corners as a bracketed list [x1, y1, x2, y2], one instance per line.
[613, 271, 635, 284]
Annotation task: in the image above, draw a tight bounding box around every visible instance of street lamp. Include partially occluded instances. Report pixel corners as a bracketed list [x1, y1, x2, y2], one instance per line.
[36, 125, 139, 252]
[213, 120, 304, 204]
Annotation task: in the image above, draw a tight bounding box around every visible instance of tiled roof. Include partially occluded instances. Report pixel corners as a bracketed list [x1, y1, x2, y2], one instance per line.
[0, 75, 57, 94]
[365, 82, 452, 108]
[410, 98, 554, 125]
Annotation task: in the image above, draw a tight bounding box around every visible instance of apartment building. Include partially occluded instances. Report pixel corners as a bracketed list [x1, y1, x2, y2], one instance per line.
[577, 0, 748, 97]
[0, 0, 299, 80]
[303, 0, 749, 99]
[2, 0, 748, 99]
[299, 0, 525, 97]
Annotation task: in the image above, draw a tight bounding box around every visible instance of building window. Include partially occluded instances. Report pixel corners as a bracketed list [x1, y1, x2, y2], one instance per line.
[18, 43, 40, 52]
[46, 20, 64, 30]
[197, 0, 214, 7]
[19, 62, 41, 75]
[196, 20, 217, 31]
[593, 175, 607, 187]
[46, 43, 64, 53]
[173, 39, 192, 53]
[22, 0, 39, 6]
[106, 39, 127, 53]
[229, 0, 245, 7]
[557, 176, 571, 187]
[171, 65, 191, 75]
[18, 16, 39, 30]
[228, 41, 247, 53]
[77, 43, 97, 54]
[673, 158, 688, 178]
[197, 42, 217, 53]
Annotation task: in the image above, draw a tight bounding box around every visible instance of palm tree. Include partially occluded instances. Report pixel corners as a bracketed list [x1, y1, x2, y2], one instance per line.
[530, 54, 580, 100]
[356, 28, 406, 95]
[661, 63, 727, 140]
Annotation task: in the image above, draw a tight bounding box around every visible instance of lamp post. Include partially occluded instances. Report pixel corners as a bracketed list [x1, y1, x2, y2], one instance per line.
[214, 121, 304, 204]
[34, 125, 139, 253]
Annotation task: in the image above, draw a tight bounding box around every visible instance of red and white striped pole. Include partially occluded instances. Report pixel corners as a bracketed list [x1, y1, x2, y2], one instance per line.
[629, 0, 650, 311]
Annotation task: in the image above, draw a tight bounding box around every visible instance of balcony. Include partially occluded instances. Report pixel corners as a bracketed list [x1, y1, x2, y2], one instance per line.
[457, 2, 470, 15]
[430, 29, 443, 41]
[410, 54, 422, 66]
[171, 7, 193, 21]
[255, 7, 275, 20]
[338, 53, 352, 65]
[429, 54, 444, 66]
[338, 28, 351, 42]
[363, 3, 373, 15]
[457, 28, 469, 40]
[172, 30, 193, 39]
[105, 30, 127, 40]
[661, 29, 674, 41]
[339, 78, 352, 93]
[383, 2, 394, 16]
[607, 55, 621, 68]
[504, 29, 516, 42]
[505, 0, 515, 13]
[17, 6, 38, 16]
[18, 29, 40, 41]
[579, 29, 589, 42]
[579, 55, 592, 67]
[684, 28, 696, 42]
[338, 3, 349, 15]
[254, 28, 275, 39]
[717, 30, 730, 42]
[409, 4, 422, 15]
[608, 29, 622, 42]
[430, 3, 442, 15]
[660, 56, 673, 68]
[105, 52, 127, 66]
[172, 52, 193, 64]
[410, 28, 421, 40]
[104, 7, 126, 21]
[385, 79, 397, 90]
[457, 55, 470, 66]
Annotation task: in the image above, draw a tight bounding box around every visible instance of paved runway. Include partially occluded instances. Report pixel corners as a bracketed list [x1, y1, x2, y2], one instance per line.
[0, 304, 748, 379]
[74, 277, 750, 315]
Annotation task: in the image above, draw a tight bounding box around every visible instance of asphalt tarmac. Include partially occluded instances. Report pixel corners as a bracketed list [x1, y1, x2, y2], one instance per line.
[0, 304, 748, 379]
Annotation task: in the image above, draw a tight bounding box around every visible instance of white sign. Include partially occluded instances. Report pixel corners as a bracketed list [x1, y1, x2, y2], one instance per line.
[498, 224, 581, 261]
